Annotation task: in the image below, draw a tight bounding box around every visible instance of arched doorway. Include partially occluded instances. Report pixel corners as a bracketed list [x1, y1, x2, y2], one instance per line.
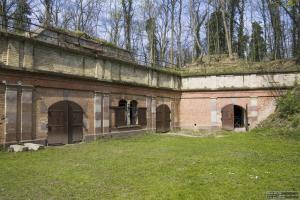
[156, 104, 171, 133]
[221, 104, 247, 130]
[48, 101, 83, 145]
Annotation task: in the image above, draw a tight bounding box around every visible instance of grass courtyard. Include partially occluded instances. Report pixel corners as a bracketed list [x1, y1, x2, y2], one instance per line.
[0, 129, 299, 200]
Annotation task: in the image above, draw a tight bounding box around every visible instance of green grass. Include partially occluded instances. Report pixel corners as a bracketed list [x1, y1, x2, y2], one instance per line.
[0, 130, 299, 200]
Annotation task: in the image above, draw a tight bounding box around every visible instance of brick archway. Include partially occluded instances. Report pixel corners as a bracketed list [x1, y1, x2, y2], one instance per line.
[47, 101, 83, 145]
[221, 104, 246, 130]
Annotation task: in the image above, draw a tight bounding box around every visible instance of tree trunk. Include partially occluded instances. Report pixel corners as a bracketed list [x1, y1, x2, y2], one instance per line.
[44, 0, 52, 26]
[220, 0, 234, 59]
[267, 0, 282, 60]
[122, 0, 133, 51]
[237, 0, 245, 58]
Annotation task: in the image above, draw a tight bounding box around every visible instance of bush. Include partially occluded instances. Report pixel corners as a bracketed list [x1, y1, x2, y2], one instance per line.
[276, 90, 300, 118]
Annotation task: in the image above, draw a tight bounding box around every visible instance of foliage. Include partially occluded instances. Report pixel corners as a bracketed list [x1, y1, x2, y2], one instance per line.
[207, 10, 227, 55]
[258, 86, 300, 129]
[277, 89, 300, 118]
[249, 22, 267, 61]
[13, 0, 31, 33]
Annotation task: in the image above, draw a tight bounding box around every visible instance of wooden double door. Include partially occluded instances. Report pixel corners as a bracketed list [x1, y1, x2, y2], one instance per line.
[48, 101, 83, 145]
[156, 104, 171, 133]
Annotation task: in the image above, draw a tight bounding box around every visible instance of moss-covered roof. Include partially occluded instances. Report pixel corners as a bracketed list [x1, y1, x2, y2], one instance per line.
[37, 26, 128, 52]
[162, 59, 300, 77]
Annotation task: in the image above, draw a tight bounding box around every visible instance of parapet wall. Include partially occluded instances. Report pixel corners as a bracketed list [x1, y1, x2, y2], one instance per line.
[1, 30, 300, 91]
[0, 31, 181, 90]
[181, 73, 300, 90]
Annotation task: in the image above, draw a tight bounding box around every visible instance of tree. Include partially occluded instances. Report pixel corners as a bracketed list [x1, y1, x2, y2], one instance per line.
[13, 0, 31, 32]
[267, 0, 283, 59]
[220, 0, 234, 59]
[107, 0, 122, 45]
[207, 10, 227, 55]
[274, 0, 300, 61]
[189, 0, 207, 62]
[176, 0, 183, 67]
[236, 0, 247, 58]
[0, 0, 16, 29]
[43, 0, 52, 26]
[146, 17, 158, 65]
[121, 0, 133, 51]
[170, 0, 177, 65]
[156, 0, 170, 66]
[249, 22, 266, 61]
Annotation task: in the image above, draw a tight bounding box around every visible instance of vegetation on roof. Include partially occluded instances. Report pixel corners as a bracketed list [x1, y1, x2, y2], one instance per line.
[43, 26, 122, 50]
[161, 58, 300, 77]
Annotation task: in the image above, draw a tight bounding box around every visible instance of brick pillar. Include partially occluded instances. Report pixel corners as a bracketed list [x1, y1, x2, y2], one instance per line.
[102, 94, 110, 134]
[94, 92, 102, 139]
[21, 87, 33, 141]
[210, 98, 217, 128]
[0, 84, 6, 145]
[248, 97, 258, 129]
[172, 98, 180, 131]
[171, 100, 175, 131]
[126, 102, 131, 126]
[5, 86, 18, 143]
[151, 97, 156, 132]
[146, 96, 152, 131]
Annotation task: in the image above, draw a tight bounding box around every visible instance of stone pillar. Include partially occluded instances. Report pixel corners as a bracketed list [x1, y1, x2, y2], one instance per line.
[248, 97, 258, 129]
[210, 98, 217, 128]
[36, 93, 48, 143]
[5, 86, 18, 143]
[172, 98, 180, 131]
[21, 87, 33, 141]
[102, 93, 110, 134]
[146, 96, 152, 130]
[126, 102, 131, 126]
[0, 84, 6, 145]
[151, 97, 157, 131]
[94, 92, 102, 139]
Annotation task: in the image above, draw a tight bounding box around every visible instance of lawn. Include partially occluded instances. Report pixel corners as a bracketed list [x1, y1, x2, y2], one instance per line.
[0, 130, 299, 200]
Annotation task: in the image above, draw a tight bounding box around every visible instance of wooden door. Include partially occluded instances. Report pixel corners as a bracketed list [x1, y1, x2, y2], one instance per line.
[48, 101, 83, 145]
[48, 101, 68, 145]
[115, 107, 127, 127]
[222, 104, 234, 130]
[156, 105, 171, 133]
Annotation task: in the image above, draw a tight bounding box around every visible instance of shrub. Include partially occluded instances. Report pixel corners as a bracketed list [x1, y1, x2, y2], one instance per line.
[277, 90, 300, 118]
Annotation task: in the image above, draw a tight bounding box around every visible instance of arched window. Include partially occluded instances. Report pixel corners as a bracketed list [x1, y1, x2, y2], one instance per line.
[130, 100, 138, 125]
[119, 99, 127, 108]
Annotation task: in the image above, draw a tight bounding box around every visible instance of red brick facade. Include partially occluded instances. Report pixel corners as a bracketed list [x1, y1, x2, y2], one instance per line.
[0, 69, 181, 145]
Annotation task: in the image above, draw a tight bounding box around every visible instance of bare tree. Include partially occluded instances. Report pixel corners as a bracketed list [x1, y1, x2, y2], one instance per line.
[266, 0, 283, 59]
[170, 0, 177, 65]
[121, 0, 133, 50]
[220, 0, 234, 59]
[189, 0, 207, 62]
[0, 0, 16, 29]
[176, 0, 183, 67]
[107, 0, 122, 45]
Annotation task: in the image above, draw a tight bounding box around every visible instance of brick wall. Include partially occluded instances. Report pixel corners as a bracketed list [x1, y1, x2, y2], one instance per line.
[180, 90, 277, 130]
[1, 34, 180, 90]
